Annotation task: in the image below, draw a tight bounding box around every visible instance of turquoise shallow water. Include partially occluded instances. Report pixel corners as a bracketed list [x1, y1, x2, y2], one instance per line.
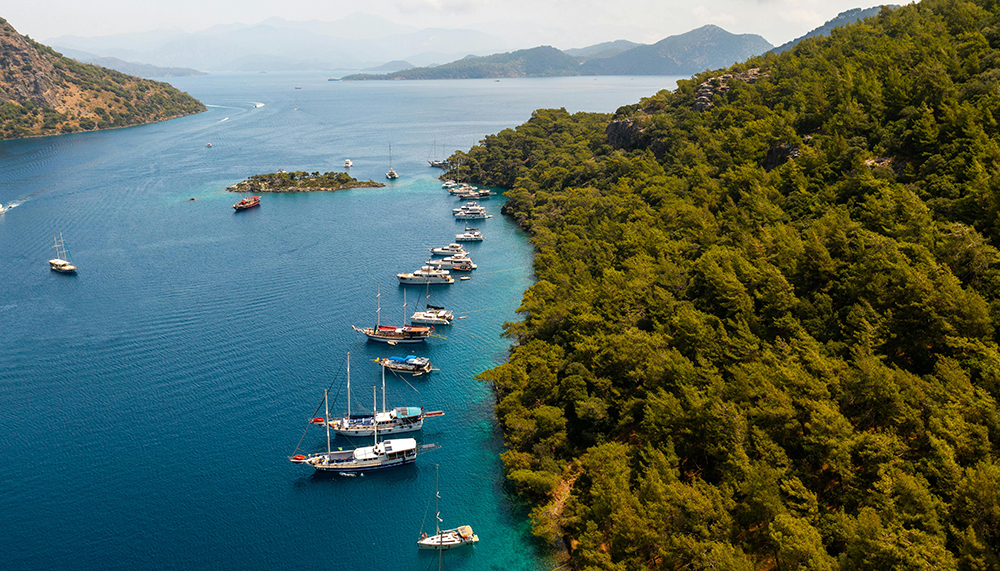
[0, 73, 680, 570]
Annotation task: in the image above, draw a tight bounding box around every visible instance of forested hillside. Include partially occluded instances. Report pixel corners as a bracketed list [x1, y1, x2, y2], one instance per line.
[0, 18, 204, 139]
[453, 1, 1000, 569]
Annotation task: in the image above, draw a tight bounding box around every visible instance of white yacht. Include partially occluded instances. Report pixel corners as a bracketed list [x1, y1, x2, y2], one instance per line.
[344, 159, 353, 168]
[430, 243, 467, 256]
[455, 228, 484, 242]
[411, 304, 453, 325]
[448, 184, 477, 195]
[397, 266, 454, 285]
[424, 255, 476, 270]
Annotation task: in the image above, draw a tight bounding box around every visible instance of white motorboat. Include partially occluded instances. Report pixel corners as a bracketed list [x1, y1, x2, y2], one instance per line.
[441, 180, 457, 189]
[411, 303, 453, 325]
[448, 184, 477, 195]
[429, 243, 467, 256]
[344, 159, 353, 168]
[423, 255, 476, 271]
[457, 189, 492, 199]
[417, 465, 479, 551]
[455, 228, 484, 242]
[397, 266, 454, 285]
[49, 232, 77, 273]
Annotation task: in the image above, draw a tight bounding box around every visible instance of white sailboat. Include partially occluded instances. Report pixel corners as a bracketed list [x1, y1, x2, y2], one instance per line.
[386, 144, 399, 180]
[417, 464, 479, 550]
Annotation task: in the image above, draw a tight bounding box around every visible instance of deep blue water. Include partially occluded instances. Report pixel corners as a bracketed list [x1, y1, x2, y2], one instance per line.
[0, 73, 680, 570]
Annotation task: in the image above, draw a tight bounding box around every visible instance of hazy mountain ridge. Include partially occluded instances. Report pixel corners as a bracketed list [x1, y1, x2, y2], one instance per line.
[343, 26, 774, 80]
[581, 25, 774, 74]
[0, 18, 204, 139]
[45, 14, 511, 71]
[564, 39, 641, 59]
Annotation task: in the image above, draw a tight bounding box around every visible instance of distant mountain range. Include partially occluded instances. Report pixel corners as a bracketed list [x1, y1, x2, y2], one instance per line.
[45, 13, 511, 71]
[54, 47, 204, 77]
[40, 8, 886, 78]
[342, 26, 774, 80]
[772, 6, 894, 53]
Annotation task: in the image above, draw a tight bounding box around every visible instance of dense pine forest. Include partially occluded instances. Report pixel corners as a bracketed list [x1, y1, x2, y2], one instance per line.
[450, 1, 1000, 569]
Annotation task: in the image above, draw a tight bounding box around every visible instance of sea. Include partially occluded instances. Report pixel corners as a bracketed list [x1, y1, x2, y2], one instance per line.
[0, 72, 681, 570]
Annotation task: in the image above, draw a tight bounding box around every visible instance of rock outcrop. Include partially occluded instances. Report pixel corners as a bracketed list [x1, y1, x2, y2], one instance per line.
[692, 68, 766, 111]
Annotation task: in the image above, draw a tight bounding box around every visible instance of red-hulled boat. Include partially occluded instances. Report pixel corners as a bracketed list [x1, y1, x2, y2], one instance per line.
[233, 196, 261, 210]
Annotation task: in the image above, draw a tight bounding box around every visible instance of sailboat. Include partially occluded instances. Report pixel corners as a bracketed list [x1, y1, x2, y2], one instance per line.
[291, 386, 418, 473]
[428, 140, 447, 168]
[49, 233, 77, 273]
[417, 464, 480, 550]
[314, 353, 442, 436]
[352, 283, 431, 343]
[386, 144, 399, 180]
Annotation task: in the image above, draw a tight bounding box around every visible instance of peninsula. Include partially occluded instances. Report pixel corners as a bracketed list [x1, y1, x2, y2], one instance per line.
[0, 18, 204, 140]
[226, 171, 385, 193]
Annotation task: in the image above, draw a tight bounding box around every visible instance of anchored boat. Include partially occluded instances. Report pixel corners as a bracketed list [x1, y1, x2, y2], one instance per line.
[353, 284, 431, 343]
[313, 353, 443, 436]
[233, 196, 261, 210]
[417, 465, 480, 550]
[291, 387, 418, 473]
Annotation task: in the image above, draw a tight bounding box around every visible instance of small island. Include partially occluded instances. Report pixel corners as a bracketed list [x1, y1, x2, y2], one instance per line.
[226, 171, 385, 193]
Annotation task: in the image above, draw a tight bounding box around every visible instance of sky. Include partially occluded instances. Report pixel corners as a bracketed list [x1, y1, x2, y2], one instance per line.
[7, 0, 889, 49]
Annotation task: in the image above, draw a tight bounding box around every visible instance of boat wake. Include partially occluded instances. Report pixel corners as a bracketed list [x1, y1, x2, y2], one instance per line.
[252, 102, 265, 108]
[219, 117, 229, 123]
[0, 199, 24, 215]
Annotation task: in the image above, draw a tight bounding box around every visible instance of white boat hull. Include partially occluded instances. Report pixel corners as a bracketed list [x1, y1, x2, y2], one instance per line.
[417, 527, 479, 550]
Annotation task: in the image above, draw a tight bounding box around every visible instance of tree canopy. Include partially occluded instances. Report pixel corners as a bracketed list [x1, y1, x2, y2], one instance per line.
[456, 1, 1000, 569]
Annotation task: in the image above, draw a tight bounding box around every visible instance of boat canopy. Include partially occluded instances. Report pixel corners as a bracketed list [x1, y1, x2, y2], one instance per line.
[396, 407, 423, 419]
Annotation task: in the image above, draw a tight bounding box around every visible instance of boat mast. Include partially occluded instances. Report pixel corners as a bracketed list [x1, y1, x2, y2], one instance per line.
[347, 352, 351, 419]
[372, 385, 378, 446]
[381, 360, 386, 413]
[403, 289, 407, 325]
[376, 283, 381, 328]
[436, 464, 442, 546]
[324, 389, 331, 457]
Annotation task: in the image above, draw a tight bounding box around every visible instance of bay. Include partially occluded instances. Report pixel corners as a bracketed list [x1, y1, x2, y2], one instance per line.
[0, 72, 681, 570]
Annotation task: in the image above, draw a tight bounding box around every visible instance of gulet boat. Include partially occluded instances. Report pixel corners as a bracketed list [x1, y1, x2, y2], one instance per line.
[313, 353, 443, 436]
[291, 386, 418, 473]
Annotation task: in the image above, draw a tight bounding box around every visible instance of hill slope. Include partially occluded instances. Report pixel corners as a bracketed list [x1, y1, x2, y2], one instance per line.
[0, 18, 204, 139]
[450, 0, 1000, 568]
[771, 5, 894, 53]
